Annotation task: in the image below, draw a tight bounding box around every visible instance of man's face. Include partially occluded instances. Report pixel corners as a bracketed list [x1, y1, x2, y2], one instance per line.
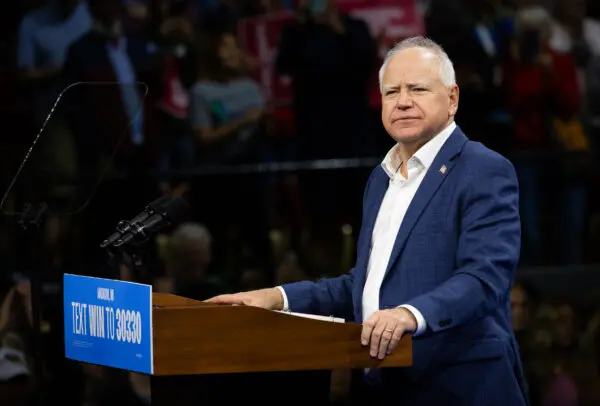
[218, 34, 242, 70]
[381, 48, 458, 144]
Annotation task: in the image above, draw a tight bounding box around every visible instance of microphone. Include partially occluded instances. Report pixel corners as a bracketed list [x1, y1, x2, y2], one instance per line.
[100, 195, 173, 248]
[100, 196, 190, 248]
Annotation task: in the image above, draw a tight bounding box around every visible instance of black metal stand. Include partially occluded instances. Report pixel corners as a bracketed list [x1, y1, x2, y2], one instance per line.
[106, 243, 153, 285]
[18, 202, 49, 406]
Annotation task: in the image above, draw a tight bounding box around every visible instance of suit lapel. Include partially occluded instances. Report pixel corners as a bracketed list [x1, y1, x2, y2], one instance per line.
[354, 167, 388, 318]
[382, 127, 469, 280]
[358, 168, 388, 269]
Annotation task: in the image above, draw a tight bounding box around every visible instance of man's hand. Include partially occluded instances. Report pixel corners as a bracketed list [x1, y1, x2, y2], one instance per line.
[361, 308, 417, 360]
[205, 288, 284, 310]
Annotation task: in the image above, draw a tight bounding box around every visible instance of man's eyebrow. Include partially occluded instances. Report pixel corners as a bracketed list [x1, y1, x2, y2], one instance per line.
[382, 83, 429, 92]
[382, 85, 399, 93]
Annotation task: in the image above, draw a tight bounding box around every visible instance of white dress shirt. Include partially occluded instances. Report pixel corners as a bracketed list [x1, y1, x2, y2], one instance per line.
[279, 122, 456, 336]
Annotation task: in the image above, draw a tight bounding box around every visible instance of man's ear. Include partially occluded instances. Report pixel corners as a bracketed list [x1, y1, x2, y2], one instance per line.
[448, 84, 459, 117]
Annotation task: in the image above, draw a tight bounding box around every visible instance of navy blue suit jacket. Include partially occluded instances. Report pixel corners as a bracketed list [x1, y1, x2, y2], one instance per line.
[282, 126, 529, 405]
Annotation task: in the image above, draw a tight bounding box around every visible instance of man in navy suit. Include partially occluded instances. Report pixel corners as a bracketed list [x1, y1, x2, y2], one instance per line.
[208, 36, 527, 405]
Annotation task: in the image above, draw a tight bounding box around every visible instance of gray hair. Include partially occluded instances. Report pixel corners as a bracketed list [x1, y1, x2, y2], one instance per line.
[378, 36, 456, 91]
[169, 222, 212, 248]
[515, 6, 552, 33]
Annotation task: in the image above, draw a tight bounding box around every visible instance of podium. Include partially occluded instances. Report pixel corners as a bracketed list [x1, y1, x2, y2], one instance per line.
[63, 274, 412, 405]
[149, 293, 412, 405]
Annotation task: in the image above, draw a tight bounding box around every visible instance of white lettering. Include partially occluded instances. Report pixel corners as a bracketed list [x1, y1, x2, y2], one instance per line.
[126, 310, 132, 343]
[71, 302, 88, 335]
[98, 306, 105, 338]
[113, 308, 142, 344]
[105, 307, 115, 339]
[89, 305, 105, 338]
[89, 305, 96, 336]
[116, 309, 123, 341]
[81, 303, 87, 335]
[71, 302, 76, 334]
[97, 287, 112, 301]
[135, 311, 142, 344]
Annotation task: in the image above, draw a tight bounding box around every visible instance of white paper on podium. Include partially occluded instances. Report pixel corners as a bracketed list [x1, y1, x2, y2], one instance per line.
[275, 310, 345, 323]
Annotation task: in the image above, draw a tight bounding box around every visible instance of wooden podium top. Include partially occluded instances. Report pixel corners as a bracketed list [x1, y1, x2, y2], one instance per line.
[153, 292, 209, 308]
[150, 293, 412, 376]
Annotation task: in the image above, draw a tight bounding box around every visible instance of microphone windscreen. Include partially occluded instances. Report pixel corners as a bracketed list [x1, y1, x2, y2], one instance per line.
[160, 196, 190, 224]
[147, 195, 176, 212]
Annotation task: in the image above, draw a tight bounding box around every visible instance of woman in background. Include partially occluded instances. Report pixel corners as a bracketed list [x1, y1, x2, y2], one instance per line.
[189, 29, 265, 165]
[188, 29, 272, 281]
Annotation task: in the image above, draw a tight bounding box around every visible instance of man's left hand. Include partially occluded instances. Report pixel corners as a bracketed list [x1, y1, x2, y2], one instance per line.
[361, 308, 417, 359]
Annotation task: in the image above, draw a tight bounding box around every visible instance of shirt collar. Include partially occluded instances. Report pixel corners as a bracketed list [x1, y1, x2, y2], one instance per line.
[381, 121, 457, 179]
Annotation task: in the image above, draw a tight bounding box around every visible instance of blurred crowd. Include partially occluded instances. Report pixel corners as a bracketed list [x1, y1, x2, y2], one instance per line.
[0, 0, 599, 404]
[510, 280, 600, 406]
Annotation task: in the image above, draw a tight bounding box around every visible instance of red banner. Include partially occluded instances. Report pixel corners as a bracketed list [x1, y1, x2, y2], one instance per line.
[338, 0, 424, 47]
[237, 1, 424, 113]
[237, 11, 296, 106]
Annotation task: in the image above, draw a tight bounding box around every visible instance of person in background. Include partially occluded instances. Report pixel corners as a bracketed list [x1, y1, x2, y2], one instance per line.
[528, 301, 581, 406]
[17, 0, 92, 81]
[511, 280, 541, 406]
[190, 29, 265, 165]
[549, 0, 600, 147]
[17, 0, 92, 137]
[549, 0, 600, 65]
[155, 222, 226, 300]
[275, 0, 378, 242]
[276, 0, 377, 160]
[451, 0, 513, 153]
[501, 6, 587, 265]
[511, 279, 538, 338]
[0, 280, 34, 406]
[62, 0, 162, 269]
[188, 29, 272, 278]
[15, 0, 93, 224]
[63, 0, 160, 173]
[154, 0, 198, 195]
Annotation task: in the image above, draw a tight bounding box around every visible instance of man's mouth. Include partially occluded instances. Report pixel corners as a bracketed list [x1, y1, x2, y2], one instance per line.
[393, 117, 421, 123]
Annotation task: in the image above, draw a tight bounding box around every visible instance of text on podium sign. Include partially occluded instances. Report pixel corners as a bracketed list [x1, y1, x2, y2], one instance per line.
[63, 274, 153, 374]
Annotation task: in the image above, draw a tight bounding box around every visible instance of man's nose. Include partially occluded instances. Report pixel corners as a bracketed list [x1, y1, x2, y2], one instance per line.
[396, 91, 413, 109]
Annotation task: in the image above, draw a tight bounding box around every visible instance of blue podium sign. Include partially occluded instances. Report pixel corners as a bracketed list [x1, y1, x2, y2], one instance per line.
[63, 274, 153, 374]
